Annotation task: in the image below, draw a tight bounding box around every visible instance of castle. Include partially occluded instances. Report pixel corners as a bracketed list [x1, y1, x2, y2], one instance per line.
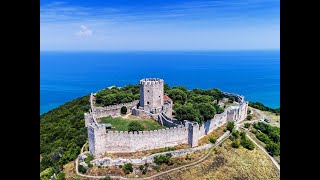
[85, 78, 248, 157]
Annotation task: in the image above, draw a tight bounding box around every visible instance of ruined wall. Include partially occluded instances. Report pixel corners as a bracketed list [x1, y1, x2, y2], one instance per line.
[92, 100, 139, 118]
[139, 78, 164, 113]
[89, 124, 189, 156]
[158, 113, 182, 127]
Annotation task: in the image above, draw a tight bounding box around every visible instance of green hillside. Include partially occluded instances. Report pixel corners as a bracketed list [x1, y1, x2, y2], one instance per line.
[40, 95, 90, 175]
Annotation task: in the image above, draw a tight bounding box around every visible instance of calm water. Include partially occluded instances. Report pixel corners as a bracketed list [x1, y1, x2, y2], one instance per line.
[40, 51, 280, 115]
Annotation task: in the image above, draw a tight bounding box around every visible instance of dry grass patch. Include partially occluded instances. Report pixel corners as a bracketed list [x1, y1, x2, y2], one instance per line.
[156, 139, 280, 180]
[87, 165, 125, 177]
[198, 125, 226, 146]
[63, 161, 80, 180]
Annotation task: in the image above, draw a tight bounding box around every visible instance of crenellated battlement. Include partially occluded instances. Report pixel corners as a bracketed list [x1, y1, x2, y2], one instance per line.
[139, 78, 164, 86]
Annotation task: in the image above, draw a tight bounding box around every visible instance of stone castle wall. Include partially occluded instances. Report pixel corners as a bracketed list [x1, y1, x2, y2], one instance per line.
[91, 100, 139, 118]
[88, 124, 189, 157]
[86, 85, 248, 157]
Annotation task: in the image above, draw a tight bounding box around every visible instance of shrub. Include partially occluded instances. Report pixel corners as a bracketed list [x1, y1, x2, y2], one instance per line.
[122, 163, 133, 174]
[88, 163, 93, 168]
[256, 133, 271, 144]
[128, 121, 144, 132]
[78, 165, 87, 174]
[244, 123, 251, 128]
[40, 167, 54, 180]
[240, 132, 246, 139]
[139, 165, 144, 170]
[250, 129, 258, 134]
[185, 154, 192, 160]
[154, 165, 160, 172]
[226, 121, 235, 131]
[209, 136, 217, 144]
[266, 142, 280, 156]
[240, 138, 255, 150]
[154, 154, 172, 165]
[232, 130, 240, 139]
[141, 163, 149, 174]
[231, 140, 240, 148]
[121, 106, 127, 115]
[55, 172, 65, 180]
[85, 154, 94, 164]
[246, 115, 252, 120]
[100, 175, 111, 180]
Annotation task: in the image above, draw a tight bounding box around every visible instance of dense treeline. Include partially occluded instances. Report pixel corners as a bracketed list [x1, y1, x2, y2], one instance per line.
[168, 86, 224, 125]
[252, 122, 280, 156]
[249, 102, 280, 115]
[40, 95, 90, 177]
[95, 84, 140, 106]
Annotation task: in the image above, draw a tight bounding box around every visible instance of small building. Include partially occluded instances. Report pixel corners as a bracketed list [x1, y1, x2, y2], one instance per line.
[164, 95, 173, 104]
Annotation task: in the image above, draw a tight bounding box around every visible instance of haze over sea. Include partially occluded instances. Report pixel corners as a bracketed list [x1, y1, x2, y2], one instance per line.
[40, 50, 279, 115]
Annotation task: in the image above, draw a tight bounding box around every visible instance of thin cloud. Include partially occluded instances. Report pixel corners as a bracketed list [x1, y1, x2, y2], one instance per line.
[75, 25, 93, 37]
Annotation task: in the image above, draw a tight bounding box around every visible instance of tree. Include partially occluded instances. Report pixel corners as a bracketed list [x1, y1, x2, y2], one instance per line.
[240, 138, 255, 150]
[226, 121, 235, 131]
[240, 132, 246, 139]
[172, 86, 188, 93]
[122, 163, 133, 174]
[55, 172, 66, 180]
[121, 106, 127, 115]
[40, 168, 54, 180]
[246, 115, 252, 120]
[168, 89, 187, 104]
[128, 121, 144, 132]
[232, 130, 240, 139]
[213, 103, 224, 114]
[266, 142, 280, 156]
[175, 103, 203, 124]
[194, 102, 216, 120]
[164, 83, 170, 93]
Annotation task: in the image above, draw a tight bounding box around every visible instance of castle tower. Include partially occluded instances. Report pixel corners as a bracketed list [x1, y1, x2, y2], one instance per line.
[139, 78, 164, 113]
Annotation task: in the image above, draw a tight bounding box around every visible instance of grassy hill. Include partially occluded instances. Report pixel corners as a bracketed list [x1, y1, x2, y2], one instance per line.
[159, 139, 280, 179]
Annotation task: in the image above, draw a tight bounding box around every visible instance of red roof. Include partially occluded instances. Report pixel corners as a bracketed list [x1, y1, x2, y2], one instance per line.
[164, 95, 173, 102]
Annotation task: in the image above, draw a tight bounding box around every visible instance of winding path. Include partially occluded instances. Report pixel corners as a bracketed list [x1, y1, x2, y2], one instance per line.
[75, 134, 231, 179]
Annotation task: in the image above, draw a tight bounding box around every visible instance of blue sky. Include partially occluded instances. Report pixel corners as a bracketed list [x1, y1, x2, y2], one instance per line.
[40, 0, 280, 51]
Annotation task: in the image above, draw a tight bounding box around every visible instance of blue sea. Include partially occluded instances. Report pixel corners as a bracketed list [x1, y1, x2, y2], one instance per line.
[40, 51, 280, 115]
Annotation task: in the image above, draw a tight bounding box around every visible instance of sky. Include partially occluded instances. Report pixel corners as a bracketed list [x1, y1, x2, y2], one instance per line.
[40, 0, 280, 51]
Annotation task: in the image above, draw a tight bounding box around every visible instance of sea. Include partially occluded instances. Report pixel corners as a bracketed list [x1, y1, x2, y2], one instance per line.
[40, 50, 280, 115]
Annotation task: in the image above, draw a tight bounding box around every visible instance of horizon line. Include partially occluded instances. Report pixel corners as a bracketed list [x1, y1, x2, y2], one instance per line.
[40, 49, 280, 53]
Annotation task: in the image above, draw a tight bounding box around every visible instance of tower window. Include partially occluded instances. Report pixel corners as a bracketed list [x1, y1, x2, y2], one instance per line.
[147, 90, 149, 92]
[159, 96, 160, 98]
[147, 101, 150, 104]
